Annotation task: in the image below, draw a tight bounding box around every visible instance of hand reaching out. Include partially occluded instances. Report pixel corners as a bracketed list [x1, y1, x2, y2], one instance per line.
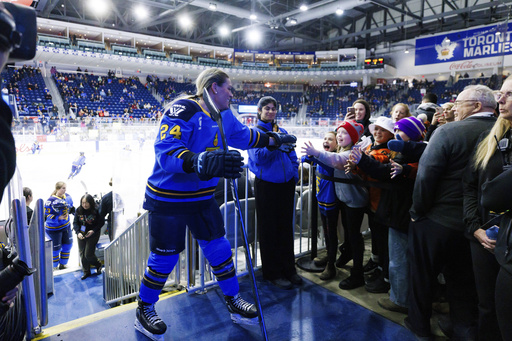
[301, 141, 320, 158]
[85, 230, 94, 238]
[344, 161, 356, 174]
[349, 146, 362, 164]
[390, 160, 403, 179]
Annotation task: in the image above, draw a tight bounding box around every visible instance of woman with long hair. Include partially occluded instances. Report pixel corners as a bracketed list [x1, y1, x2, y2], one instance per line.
[73, 194, 104, 280]
[462, 77, 512, 341]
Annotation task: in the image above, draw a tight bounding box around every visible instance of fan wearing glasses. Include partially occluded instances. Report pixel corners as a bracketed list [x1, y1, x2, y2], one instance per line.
[453, 86, 498, 121]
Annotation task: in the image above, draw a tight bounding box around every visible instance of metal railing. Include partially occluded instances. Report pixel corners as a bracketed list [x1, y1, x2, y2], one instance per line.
[102, 166, 323, 304]
[1, 168, 49, 339]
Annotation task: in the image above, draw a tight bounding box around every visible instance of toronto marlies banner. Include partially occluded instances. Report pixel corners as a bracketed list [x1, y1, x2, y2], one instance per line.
[415, 22, 512, 66]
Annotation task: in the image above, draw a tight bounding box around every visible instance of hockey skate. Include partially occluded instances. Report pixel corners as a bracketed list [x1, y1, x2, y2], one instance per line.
[224, 293, 259, 325]
[134, 300, 167, 341]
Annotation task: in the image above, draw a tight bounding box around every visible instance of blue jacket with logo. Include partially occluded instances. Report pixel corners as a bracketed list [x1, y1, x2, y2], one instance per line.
[144, 98, 269, 208]
[248, 120, 299, 184]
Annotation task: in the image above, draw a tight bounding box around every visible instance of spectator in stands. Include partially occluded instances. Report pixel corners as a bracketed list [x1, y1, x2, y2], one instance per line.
[405, 85, 497, 339]
[73, 194, 104, 280]
[390, 103, 411, 122]
[248, 96, 300, 290]
[414, 93, 439, 123]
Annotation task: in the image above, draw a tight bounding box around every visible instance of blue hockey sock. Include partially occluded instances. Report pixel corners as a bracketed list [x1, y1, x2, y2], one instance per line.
[198, 238, 239, 296]
[139, 252, 178, 304]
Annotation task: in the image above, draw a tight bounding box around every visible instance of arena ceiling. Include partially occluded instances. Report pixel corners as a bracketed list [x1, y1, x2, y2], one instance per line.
[32, 0, 512, 52]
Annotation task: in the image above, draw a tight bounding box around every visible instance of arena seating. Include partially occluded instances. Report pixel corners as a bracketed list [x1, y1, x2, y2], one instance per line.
[2, 66, 54, 117]
[53, 71, 162, 118]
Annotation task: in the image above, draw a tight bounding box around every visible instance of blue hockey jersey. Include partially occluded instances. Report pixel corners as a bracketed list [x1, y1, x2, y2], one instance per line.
[44, 194, 74, 231]
[144, 98, 269, 207]
[315, 162, 337, 212]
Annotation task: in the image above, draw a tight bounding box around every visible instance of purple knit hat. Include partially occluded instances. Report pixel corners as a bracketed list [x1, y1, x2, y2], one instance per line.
[394, 117, 426, 141]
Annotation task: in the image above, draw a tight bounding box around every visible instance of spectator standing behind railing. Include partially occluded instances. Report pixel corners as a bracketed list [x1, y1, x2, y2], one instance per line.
[73, 194, 104, 280]
[406, 85, 497, 340]
[302, 120, 367, 289]
[301, 131, 339, 281]
[462, 78, 512, 341]
[349, 116, 426, 314]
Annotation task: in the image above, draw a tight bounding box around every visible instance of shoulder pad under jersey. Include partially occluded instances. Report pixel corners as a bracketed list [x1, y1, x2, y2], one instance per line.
[164, 99, 203, 122]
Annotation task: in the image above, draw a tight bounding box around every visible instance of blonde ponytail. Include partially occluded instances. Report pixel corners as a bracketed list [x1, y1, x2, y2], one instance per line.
[474, 117, 511, 169]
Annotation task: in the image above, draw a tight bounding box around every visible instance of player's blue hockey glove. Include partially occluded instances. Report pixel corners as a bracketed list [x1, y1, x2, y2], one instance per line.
[267, 132, 297, 153]
[193, 149, 244, 181]
[387, 134, 405, 153]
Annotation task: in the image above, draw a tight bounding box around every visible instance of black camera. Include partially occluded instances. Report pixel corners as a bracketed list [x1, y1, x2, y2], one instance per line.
[0, 2, 37, 62]
[0, 246, 35, 314]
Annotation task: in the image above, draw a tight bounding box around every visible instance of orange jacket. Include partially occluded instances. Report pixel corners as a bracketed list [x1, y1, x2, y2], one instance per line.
[362, 143, 392, 212]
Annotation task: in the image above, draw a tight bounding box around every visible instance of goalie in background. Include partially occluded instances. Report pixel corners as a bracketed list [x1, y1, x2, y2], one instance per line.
[68, 151, 86, 179]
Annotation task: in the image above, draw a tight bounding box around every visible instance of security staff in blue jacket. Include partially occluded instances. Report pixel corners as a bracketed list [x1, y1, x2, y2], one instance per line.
[248, 96, 301, 290]
[135, 69, 296, 341]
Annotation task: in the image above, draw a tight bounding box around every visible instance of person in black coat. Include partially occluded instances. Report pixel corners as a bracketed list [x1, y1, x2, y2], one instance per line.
[466, 77, 512, 341]
[406, 85, 497, 339]
[73, 194, 104, 280]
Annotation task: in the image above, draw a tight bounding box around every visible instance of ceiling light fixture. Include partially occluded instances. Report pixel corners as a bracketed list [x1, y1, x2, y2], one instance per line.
[336, 8, 344, 16]
[289, 18, 298, 25]
[219, 25, 230, 37]
[250, 14, 257, 20]
[179, 15, 192, 29]
[133, 5, 149, 20]
[300, 4, 308, 11]
[404, 49, 409, 54]
[208, 3, 217, 11]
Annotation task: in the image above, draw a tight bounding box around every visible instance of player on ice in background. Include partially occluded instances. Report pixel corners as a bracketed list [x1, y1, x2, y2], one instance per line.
[68, 152, 86, 179]
[31, 140, 41, 154]
[138, 135, 145, 150]
[135, 68, 296, 341]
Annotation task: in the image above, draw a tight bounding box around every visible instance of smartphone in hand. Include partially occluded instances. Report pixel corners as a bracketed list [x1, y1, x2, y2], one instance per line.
[345, 107, 355, 120]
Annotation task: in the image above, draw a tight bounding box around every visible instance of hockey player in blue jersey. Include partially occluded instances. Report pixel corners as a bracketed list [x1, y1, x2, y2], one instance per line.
[44, 181, 74, 269]
[135, 68, 296, 340]
[68, 152, 86, 179]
